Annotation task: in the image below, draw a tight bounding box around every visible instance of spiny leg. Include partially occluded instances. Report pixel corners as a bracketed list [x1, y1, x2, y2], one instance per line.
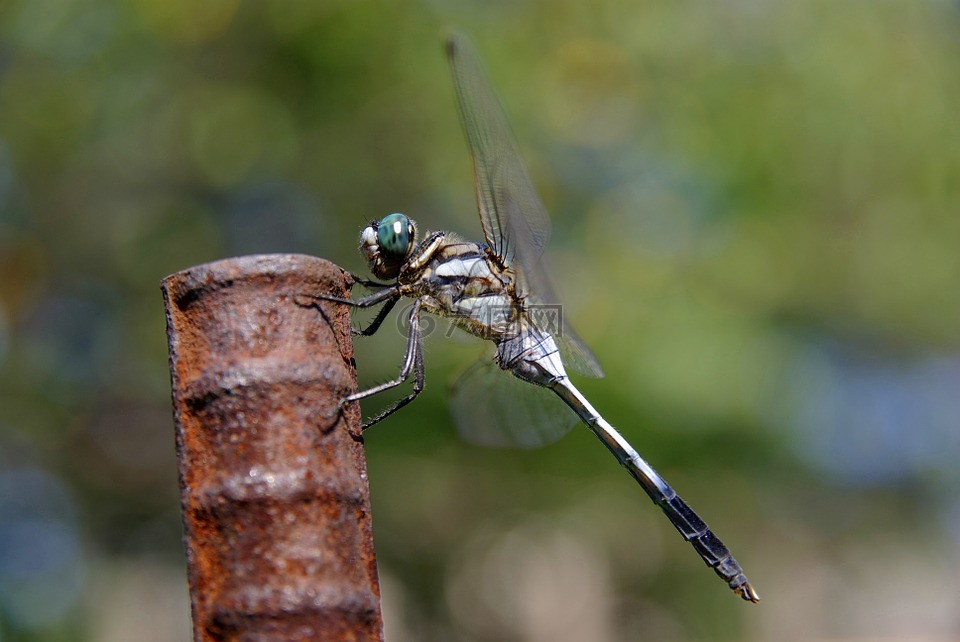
[348, 273, 392, 289]
[344, 299, 427, 429]
[360, 329, 424, 429]
[308, 285, 401, 336]
[312, 285, 400, 309]
[354, 296, 398, 337]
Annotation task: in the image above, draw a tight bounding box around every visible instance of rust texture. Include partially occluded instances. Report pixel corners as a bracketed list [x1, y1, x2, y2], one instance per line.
[162, 254, 383, 642]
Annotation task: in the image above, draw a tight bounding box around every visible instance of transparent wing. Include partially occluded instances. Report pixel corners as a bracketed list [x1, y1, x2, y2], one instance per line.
[446, 32, 551, 267]
[446, 32, 604, 378]
[559, 326, 605, 379]
[449, 355, 577, 449]
[521, 272, 605, 379]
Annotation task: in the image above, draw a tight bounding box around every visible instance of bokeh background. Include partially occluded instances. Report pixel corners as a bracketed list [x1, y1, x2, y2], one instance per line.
[2, 1, 959, 640]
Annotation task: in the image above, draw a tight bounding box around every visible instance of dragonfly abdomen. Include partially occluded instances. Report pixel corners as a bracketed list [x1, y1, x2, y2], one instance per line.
[653, 481, 757, 601]
[551, 379, 760, 603]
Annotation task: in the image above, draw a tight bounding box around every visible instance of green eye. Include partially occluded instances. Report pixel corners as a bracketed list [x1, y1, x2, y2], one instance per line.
[377, 213, 411, 257]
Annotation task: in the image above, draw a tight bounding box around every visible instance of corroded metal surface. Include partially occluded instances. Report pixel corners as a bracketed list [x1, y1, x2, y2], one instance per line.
[162, 254, 383, 642]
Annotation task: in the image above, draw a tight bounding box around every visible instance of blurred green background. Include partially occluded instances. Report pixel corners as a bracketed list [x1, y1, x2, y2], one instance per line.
[2, 1, 959, 640]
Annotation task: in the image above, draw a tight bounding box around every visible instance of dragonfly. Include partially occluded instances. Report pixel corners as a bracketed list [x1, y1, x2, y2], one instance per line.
[320, 33, 759, 603]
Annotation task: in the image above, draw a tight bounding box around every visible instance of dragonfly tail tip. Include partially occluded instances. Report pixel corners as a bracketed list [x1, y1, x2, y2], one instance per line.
[738, 583, 760, 603]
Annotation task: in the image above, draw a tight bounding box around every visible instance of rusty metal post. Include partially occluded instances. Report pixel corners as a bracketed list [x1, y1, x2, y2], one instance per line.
[161, 254, 383, 642]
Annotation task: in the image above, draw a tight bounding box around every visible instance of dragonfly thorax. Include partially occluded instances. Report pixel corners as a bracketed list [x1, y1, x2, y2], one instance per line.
[360, 213, 418, 280]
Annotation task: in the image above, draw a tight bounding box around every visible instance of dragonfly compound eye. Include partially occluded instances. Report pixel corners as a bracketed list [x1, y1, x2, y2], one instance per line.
[377, 212, 414, 257]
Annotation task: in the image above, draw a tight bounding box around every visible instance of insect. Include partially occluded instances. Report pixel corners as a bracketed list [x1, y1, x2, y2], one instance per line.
[320, 33, 758, 603]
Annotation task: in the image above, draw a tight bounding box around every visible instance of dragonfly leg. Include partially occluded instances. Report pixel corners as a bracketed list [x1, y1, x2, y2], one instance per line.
[353, 296, 398, 337]
[348, 273, 392, 289]
[358, 339, 424, 430]
[343, 299, 426, 430]
[310, 285, 400, 309]
[305, 286, 401, 336]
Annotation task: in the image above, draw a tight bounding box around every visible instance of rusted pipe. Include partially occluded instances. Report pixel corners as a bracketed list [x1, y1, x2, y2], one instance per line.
[162, 254, 383, 642]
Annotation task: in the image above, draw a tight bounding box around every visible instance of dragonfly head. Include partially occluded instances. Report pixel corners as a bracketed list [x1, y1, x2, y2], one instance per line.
[359, 212, 418, 280]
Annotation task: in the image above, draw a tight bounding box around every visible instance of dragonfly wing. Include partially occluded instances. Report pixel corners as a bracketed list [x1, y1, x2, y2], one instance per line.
[521, 278, 605, 379]
[449, 355, 577, 449]
[446, 33, 604, 379]
[446, 32, 551, 267]
[557, 326, 605, 379]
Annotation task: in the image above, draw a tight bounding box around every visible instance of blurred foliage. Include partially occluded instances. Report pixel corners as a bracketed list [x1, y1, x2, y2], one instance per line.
[1, 1, 959, 640]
